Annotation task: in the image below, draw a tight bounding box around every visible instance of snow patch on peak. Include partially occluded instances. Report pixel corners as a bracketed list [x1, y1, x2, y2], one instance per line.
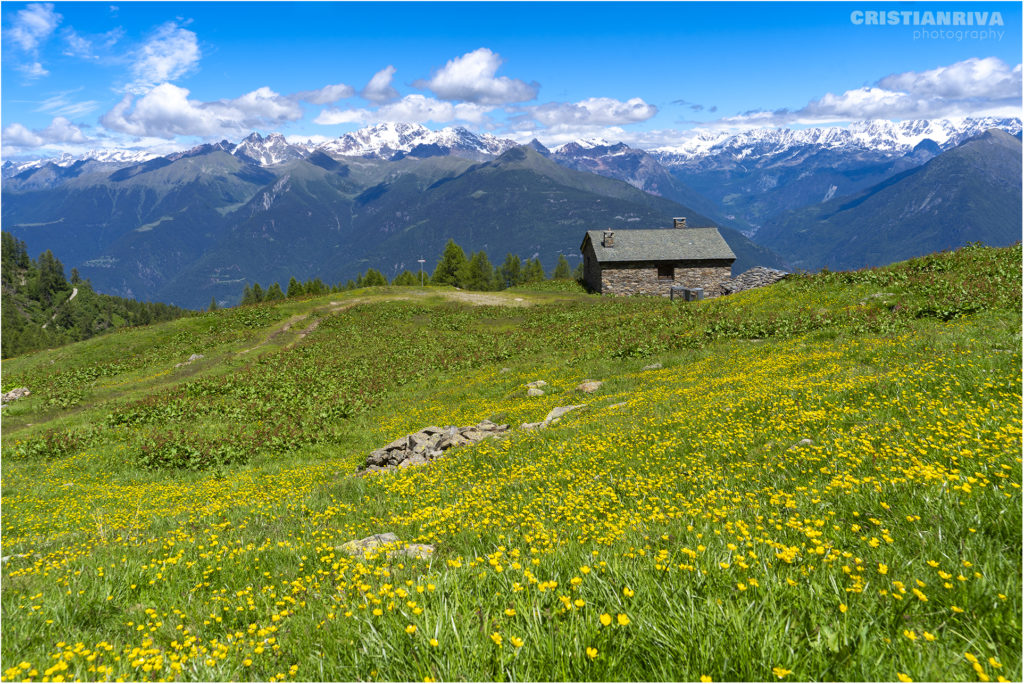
[652, 117, 1023, 162]
[316, 122, 517, 160]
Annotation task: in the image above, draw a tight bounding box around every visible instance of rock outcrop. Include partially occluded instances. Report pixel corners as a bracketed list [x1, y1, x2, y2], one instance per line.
[362, 420, 509, 473]
[1, 387, 30, 407]
[174, 353, 205, 368]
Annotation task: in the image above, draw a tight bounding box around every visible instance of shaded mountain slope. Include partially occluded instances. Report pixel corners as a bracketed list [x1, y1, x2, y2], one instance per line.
[755, 130, 1023, 271]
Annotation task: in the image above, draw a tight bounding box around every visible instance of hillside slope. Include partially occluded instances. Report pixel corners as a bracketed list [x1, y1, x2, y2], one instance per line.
[1, 244, 1020, 682]
[756, 129, 1023, 271]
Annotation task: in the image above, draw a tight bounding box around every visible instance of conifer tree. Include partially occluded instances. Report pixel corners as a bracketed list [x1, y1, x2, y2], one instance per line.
[552, 254, 572, 279]
[392, 270, 418, 286]
[208, 297, 219, 311]
[431, 240, 469, 286]
[460, 251, 496, 291]
[361, 269, 388, 287]
[522, 258, 545, 283]
[265, 282, 285, 301]
[497, 253, 523, 289]
[241, 285, 254, 305]
[252, 283, 264, 302]
[287, 277, 304, 298]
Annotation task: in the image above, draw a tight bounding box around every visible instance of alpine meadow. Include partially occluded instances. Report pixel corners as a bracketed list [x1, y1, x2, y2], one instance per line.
[1, 244, 1020, 682]
[2, 2, 1023, 682]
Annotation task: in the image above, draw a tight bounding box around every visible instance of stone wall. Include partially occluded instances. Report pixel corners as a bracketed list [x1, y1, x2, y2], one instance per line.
[581, 240, 603, 292]
[721, 267, 789, 294]
[600, 260, 733, 297]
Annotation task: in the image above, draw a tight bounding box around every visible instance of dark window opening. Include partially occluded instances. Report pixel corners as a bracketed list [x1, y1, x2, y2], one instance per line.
[657, 264, 674, 281]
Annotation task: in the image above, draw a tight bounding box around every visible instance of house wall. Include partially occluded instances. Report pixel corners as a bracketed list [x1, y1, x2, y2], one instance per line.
[581, 239, 603, 292]
[599, 260, 733, 297]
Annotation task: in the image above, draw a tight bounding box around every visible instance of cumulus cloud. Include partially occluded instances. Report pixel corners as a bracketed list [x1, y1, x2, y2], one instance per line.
[415, 48, 538, 105]
[2, 116, 88, 148]
[878, 57, 1022, 100]
[129, 22, 200, 91]
[717, 57, 1022, 127]
[361, 65, 399, 104]
[100, 83, 302, 139]
[529, 97, 658, 127]
[292, 83, 355, 105]
[5, 2, 61, 52]
[17, 61, 49, 80]
[315, 94, 494, 126]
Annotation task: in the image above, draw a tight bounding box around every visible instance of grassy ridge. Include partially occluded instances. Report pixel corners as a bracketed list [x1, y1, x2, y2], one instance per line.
[1, 244, 1020, 682]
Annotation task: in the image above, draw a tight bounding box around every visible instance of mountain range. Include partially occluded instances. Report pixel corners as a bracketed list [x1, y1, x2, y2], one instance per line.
[755, 128, 1023, 271]
[3, 117, 1020, 308]
[2, 129, 783, 308]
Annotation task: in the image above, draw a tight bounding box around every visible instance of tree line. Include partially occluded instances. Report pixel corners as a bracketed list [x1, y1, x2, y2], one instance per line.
[236, 240, 581, 307]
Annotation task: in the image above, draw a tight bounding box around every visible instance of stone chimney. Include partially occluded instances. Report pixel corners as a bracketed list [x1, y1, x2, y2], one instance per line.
[673, 217, 687, 229]
[602, 230, 615, 247]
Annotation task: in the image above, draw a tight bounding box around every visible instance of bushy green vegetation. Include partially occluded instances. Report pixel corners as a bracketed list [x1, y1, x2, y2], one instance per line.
[1, 232, 192, 359]
[1, 244, 1020, 682]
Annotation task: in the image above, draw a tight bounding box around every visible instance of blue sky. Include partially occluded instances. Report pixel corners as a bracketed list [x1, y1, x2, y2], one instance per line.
[2, 1, 1021, 156]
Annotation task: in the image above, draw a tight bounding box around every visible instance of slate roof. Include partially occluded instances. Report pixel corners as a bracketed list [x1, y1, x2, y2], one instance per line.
[582, 228, 736, 263]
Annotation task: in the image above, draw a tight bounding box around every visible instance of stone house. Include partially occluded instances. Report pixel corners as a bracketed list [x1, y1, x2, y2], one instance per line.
[580, 218, 736, 297]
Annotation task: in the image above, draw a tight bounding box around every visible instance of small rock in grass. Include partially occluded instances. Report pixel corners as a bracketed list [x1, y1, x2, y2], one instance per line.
[1, 387, 31, 405]
[338, 533, 434, 560]
[526, 380, 547, 389]
[576, 380, 603, 393]
[527, 388, 545, 397]
[608, 402, 628, 409]
[642, 362, 663, 370]
[544, 404, 587, 424]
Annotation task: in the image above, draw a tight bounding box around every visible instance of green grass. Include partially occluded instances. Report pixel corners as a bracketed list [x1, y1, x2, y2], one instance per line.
[1, 244, 1021, 682]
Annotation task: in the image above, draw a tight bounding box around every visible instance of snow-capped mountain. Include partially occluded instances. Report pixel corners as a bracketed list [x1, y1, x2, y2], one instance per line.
[651, 117, 1023, 163]
[315, 122, 518, 161]
[232, 132, 310, 165]
[1, 148, 157, 178]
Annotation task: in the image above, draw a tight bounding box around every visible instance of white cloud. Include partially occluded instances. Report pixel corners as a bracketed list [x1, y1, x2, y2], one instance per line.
[717, 57, 1023, 127]
[129, 22, 200, 91]
[2, 123, 44, 148]
[415, 48, 538, 104]
[61, 28, 94, 58]
[17, 61, 49, 80]
[293, 83, 355, 105]
[315, 94, 494, 126]
[878, 57, 1022, 100]
[361, 65, 399, 103]
[100, 83, 302, 139]
[35, 91, 100, 118]
[5, 2, 61, 52]
[2, 116, 88, 148]
[530, 97, 658, 127]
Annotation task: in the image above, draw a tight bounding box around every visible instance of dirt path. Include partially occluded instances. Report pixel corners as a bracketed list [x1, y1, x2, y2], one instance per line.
[237, 313, 309, 355]
[42, 287, 78, 330]
[239, 290, 533, 354]
[405, 290, 532, 307]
